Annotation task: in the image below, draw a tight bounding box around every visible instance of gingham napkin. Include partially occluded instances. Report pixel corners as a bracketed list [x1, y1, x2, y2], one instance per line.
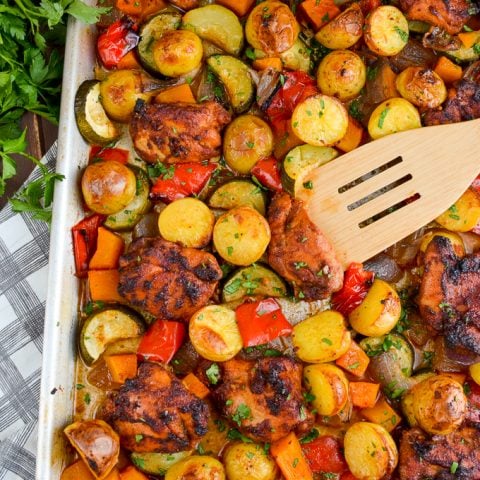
[0, 143, 57, 480]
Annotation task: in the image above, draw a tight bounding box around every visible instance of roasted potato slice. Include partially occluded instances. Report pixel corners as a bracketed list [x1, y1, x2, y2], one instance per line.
[223, 443, 278, 480]
[293, 310, 351, 363]
[165, 455, 226, 480]
[344, 422, 398, 480]
[304, 363, 350, 416]
[208, 180, 267, 215]
[158, 198, 214, 248]
[245, 1, 299, 55]
[317, 50, 366, 101]
[411, 374, 467, 435]
[223, 115, 273, 174]
[152, 30, 203, 77]
[64, 420, 120, 479]
[367, 97, 421, 140]
[189, 305, 242, 361]
[81, 161, 137, 215]
[364, 5, 409, 57]
[213, 206, 271, 266]
[291, 94, 348, 147]
[435, 188, 480, 232]
[315, 3, 364, 50]
[396, 67, 447, 108]
[349, 279, 401, 336]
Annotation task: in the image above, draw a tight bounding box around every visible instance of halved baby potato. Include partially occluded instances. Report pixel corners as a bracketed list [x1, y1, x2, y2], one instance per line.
[152, 29, 203, 77]
[81, 161, 137, 215]
[435, 188, 480, 232]
[189, 305, 242, 361]
[293, 310, 351, 363]
[213, 206, 271, 266]
[303, 363, 350, 416]
[317, 50, 366, 101]
[245, 1, 299, 55]
[396, 67, 447, 108]
[182, 5, 244, 56]
[315, 3, 364, 50]
[208, 180, 267, 215]
[349, 279, 401, 336]
[165, 455, 226, 480]
[364, 5, 409, 56]
[158, 197, 214, 248]
[64, 420, 120, 479]
[367, 97, 421, 140]
[344, 422, 398, 480]
[223, 115, 273, 174]
[291, 94, 348, 147]
[410, 374, 467, 435]
[99, 70, 151, 123]
[223, 443, 278, 480]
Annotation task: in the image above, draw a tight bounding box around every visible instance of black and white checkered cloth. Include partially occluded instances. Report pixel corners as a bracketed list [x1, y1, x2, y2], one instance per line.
[0, 144, 57, 480]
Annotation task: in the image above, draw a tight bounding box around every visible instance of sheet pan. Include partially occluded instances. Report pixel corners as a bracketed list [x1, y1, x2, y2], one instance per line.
[36, 14, 95, 479]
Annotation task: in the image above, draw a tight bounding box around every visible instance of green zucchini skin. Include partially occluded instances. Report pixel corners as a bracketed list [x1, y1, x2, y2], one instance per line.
[74, 80, 120, 146]
[282, 144, 338, 196]
[137, 12, 182, 75]
[80, 307, 145, 365]
[104, 166, 151, 231]
[208, 180, 267, 215]
[206, 55, 255, 113]
[222, 264, 287, 303]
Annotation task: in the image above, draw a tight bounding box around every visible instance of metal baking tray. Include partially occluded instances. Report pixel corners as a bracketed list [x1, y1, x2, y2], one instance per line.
[36, 14, 95, 479]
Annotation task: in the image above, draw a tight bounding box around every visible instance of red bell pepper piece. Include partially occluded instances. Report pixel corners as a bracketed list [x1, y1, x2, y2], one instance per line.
[340, 472, 358, 480]
[97, 19, 139, 69]
[359, 0, 382, 14]
[266, 71, 318, 134]
[251, 157, 283, 192]
[89, 146, 129, 164]
[235, 298, 292, 347]
[71, 214, 105, 278]
[331, 263, 375, 317]
[302, 435, 349, 474]
[137, 319, 186, 364]
[150, 162, 217, 203]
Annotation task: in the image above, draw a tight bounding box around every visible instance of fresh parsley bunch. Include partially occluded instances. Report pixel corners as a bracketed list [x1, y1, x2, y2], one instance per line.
[0, 0, 108, 221]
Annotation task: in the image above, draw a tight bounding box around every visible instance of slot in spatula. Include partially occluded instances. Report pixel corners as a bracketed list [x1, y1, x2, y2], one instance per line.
[301, 118, 480, 268]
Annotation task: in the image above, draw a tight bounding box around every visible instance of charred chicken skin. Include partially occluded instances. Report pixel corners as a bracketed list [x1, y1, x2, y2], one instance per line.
[399, 0, 472, 34]
[103, 362, 209, 453]
[130, 100, 231, 164]
[417, 236, 480, 354]
[399, 426, 480, 479]
[424, 78, 480, 126]
[118, 237, 222, 321]
[211, 357, 314, 443]
[267, 192, 343, 300]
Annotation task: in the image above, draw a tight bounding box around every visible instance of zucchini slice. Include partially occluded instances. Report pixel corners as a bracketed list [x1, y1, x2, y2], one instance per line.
[80, 308, 145, 365]
[446, 31, 480, 63]
[182, 5, 244, 56]
[104, 166, 151, 231]
[222, 264, 287, 303]
[282, 144, 338, 196]
[137, 11, 182, 74]
[131, 451, 192, 475]
[208, 180, 267, 215]
[206, 55, 255, 113]
[74, 80, 119, 146]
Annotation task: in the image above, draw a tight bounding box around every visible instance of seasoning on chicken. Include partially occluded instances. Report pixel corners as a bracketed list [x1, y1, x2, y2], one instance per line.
[417, 236, 480, 354]
[399, 426, 480, 479]
[130, 100, 231, 164]
[424, 79, 480, 126]
[210, 357, 314, 443]
[103, 362, 209, 453]
[267, 192, 343, 301]
[399, 0, 472, 35]
[118, 237, 222, 321]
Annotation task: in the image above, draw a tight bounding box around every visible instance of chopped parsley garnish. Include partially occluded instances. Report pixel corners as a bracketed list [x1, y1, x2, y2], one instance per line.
[206, 363, 220, 385]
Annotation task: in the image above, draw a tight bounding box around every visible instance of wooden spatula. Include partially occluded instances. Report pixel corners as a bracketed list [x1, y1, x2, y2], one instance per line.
[301, 118, 480, 269]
